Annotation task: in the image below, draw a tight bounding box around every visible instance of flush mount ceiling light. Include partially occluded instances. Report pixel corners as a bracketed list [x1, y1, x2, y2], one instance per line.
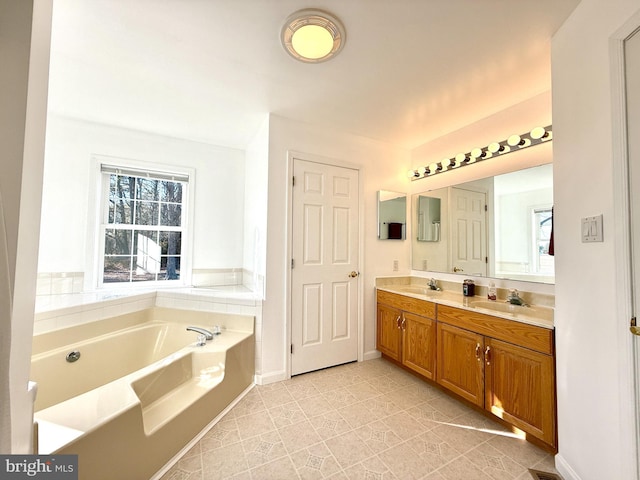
[281, 9, 346, 63]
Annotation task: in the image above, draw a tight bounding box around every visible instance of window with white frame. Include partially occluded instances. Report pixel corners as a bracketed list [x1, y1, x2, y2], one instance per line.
[532, 206, 554, 275]
[99, 164, 189, 285]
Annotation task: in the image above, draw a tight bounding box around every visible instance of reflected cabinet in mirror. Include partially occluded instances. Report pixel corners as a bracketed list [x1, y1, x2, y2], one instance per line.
[378, 191, 406, 240]
[411, 163, 554, 283]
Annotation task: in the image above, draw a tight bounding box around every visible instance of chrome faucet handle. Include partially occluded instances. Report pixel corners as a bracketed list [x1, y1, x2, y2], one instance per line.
[186, 326, 214, 340]
[506, 289, 528, 306]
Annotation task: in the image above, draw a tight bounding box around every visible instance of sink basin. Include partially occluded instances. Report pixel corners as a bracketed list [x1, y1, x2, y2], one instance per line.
[469, 300, 553, 321]
[389, 285, 442, 296]
[395, 285, 428, 294]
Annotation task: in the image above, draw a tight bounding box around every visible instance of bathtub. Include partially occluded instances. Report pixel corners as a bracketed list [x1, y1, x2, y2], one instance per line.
[31, 307, 255, 480]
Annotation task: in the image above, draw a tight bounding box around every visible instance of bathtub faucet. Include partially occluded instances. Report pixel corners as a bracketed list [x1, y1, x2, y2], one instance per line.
[186, 326, 214, 341]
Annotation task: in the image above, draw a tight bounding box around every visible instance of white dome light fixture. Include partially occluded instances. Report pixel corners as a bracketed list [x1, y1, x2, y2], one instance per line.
[281, 9, 346, 63]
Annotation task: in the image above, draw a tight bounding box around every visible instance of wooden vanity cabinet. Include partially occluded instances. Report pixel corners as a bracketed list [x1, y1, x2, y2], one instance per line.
[484, 337, 556, 446]
[376, 290, 436, 379]
[376, 291, 557, 449]
[402, 311, 436, 379]
[376, 302, 402, 361]
[436, 322, 484, 407]
[437, 304, 556, 448]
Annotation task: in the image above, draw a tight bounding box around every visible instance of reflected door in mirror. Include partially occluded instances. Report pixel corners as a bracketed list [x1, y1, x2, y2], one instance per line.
[451, 187, 487, 276]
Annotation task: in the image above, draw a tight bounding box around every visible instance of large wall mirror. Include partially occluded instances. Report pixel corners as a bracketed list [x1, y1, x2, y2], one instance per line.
[411, 163, 554, 283]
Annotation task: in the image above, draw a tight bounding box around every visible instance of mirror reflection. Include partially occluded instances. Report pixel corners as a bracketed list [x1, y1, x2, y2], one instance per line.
[411, 163, 554, 283]
[378, 191, 406, 240]
[416, 196, 441, 242]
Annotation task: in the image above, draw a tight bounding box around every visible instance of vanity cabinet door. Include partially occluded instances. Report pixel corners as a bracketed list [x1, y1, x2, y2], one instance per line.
[484, 338, 556, 447]
[436, 322, 484, 407]
[402, 312, 436, 380]
[377, 303, 402, 361]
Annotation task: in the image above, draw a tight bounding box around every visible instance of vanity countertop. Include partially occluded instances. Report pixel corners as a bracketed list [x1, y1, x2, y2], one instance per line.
[376, 284, 554, 330]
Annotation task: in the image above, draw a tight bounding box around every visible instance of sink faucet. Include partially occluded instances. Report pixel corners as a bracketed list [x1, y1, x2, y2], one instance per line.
[506, 289, 528, 306]
[186, 326, 214, 341]
[428, 278, 440, 291]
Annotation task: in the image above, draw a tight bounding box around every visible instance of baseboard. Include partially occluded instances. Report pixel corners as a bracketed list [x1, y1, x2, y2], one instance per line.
[254, 370, 287, 385]
[363, 349, 381, 361]
[555, 454, 582, 480]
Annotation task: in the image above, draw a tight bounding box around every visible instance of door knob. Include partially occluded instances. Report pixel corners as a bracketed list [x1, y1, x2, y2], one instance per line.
[348, 271, 359, 278]
[630, 317, 640, 336]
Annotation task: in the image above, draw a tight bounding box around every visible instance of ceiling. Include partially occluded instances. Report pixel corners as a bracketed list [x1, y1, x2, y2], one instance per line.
[47, 0, 580, 151]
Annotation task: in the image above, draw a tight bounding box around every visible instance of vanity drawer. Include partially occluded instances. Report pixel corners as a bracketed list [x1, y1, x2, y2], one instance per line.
[437, 305, 554, 355]
[376, 290, 436, 318]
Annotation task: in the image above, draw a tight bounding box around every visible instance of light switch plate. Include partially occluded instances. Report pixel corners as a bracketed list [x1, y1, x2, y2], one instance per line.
[582, 214, 603, 242]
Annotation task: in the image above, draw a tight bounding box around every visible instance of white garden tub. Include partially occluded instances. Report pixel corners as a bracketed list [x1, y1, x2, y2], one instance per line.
[31, 307, 254, 480]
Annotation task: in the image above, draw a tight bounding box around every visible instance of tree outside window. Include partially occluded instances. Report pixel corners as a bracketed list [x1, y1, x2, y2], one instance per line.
[102, 167, 186, 285]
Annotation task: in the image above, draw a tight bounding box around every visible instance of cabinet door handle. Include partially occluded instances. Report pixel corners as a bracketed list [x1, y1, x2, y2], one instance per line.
[475, 343, 482, 362]
[401, 316, 406, 330]
[484, 345, 491, 365]
[396, 315, 402, 329]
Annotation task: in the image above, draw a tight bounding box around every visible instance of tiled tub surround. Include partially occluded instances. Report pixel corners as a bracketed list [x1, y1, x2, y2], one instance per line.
[192, 268, 265, 295]
[35, 268, 265, 297]
[32, 307, 255, 480]
[36, 272, 85, 295]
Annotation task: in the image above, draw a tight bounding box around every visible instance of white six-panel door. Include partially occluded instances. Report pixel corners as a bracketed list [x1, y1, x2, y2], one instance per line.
[291, 158, 359, 375]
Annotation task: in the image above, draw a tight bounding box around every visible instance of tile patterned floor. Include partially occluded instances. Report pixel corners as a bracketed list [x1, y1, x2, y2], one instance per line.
[161, 358, 561, 480]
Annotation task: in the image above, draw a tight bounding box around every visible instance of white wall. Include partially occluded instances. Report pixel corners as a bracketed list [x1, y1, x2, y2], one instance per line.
[552, 1, 640, 479]
[260, 114, 411, 382]
[412, 189, 449, 272]
[410, 92, 553, 174]
[496, 187, 553, 265]
[0, 0, 52, 453]
[243, 115, 269, 294]
[39, 115, 246, 284]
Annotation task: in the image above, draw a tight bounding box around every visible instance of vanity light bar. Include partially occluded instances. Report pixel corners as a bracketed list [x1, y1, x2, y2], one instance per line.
[407, 125, 552, 181]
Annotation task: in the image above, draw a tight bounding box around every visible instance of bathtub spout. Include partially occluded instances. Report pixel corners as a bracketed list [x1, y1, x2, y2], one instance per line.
[186, 326, 214, 341]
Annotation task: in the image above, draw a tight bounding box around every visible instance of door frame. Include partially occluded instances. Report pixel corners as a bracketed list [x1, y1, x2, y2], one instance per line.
[285, 150, 364, 379]
[611, 10, 640, 480]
